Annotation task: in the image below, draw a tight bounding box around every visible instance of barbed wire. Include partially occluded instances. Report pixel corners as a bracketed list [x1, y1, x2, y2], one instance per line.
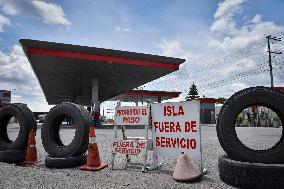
[143, 32, 284, 97]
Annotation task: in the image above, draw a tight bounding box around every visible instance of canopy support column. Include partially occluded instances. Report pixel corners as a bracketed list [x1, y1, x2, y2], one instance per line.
[92, 79, 101, 126]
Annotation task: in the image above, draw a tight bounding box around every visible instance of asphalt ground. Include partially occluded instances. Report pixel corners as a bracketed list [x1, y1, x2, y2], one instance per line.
[0, 125, 282, 189]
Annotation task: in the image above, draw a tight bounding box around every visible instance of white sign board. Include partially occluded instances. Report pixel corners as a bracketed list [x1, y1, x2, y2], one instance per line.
[151, 101, 201, 160]
[112, 140, 147, 155]
[114, 106, 149, 125]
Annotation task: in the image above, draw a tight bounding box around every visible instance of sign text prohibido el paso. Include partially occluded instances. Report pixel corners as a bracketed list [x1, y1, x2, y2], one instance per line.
[114, 106, 149, 125]
[151, 101, 201, 160]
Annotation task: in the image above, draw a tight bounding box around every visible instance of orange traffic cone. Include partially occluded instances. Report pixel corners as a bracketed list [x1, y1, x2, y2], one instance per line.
[173, 152, 201, 182]
[24, 129, 38, 165]
[80, 126, 108, 171]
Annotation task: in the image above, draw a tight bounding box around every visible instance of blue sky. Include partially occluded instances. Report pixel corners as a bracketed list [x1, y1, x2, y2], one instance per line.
[1, 0, 217, 53]
[0, 0, 284, 112]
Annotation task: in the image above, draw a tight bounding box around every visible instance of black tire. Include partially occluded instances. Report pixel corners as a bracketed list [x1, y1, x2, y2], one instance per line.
[218, 155, 284, 189]
[15, 103, 37, 131]
[0, 150, 26, 164]
[41, 102, 91, 158]
[45, 155, 87, 169]
[217, 87, 284, 163]
[0, 104, 34, 151]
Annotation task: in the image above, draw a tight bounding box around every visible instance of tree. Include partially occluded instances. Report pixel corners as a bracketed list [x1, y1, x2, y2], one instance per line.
[186, 83, 199, 100]
[217, 97, 227, 104]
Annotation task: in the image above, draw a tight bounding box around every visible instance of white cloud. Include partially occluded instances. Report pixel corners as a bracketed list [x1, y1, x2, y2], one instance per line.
[31, 0, 71, 27]
[214, 0, 244, 19]
[142, 39, 203, 97]
[209, 0, 284, 52]
[210, 0, 244, 34]
[148, 0, 284, 100]
[0, 44, 52, 111]
[0, 0, 71, 27]
[0, 14, 11, 32]
[2, 2, 18, 15]
[252, 14, 262, 24]
[156, 39, 202, 62]
[115, 26, 132, 32]
[209, 15, 284, 52]
[12, 94, 53, 112]
[157, 40, 185, 57]
[204, 0, 284, 97]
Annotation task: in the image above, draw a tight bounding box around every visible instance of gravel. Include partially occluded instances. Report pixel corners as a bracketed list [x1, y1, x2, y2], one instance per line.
[0, 125, 282, 189]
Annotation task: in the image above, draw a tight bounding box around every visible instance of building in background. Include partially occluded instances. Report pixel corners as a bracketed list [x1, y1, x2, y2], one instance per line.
[215, 104, 223, 122]
[187, 98, 219, 124]
[0, 90, 11, 107]
[198, 98, 219, 124]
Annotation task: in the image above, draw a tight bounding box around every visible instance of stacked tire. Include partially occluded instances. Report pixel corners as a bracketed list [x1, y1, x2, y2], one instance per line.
[0, 103, 37, 163]
[41, 102, 91, 168]
[217, 87, 284, 188]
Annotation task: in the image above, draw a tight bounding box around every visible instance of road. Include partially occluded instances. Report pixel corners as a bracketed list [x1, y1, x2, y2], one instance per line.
[0, 125, 282, 189]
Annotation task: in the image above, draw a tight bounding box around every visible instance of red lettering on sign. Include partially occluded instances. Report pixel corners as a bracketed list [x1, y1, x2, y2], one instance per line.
[161, 137, 165, 147]
[176, 122, 181, 132]
[142, 109, 147, 115]
[165, 137, 171, 147]
[171, 137, 177, 148]
[178, 106, 185, 115]
[153, 121, 182, 132]
[173, 106, 177, 116]
[155, 137, 197, 150]
[164, 122, 169, 132]
[133, 109, 139, 115]
[191, 121, 197, 132]
[190, 139, 196, 149]
[136, 142, 146, 148]
[116, 108, 147, 116]
[156, 137, 160, 146]
[122, 117, 140, 124]
[180, 138, 186, 148]
[113, 141, 118, 147]
[163, 105, 184, 116]
[167, 106, 172, 116]
[185, 121, 197, 132]
[122, 117, 128, 123]
[154, 122, 158, 132]
[113, 140, 146, 155]
[169, 122, 174, 132]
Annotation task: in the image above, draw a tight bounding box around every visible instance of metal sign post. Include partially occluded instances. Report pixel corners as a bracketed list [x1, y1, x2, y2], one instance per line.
[146, 99, 162, 171]
[198, 106, 207, 175]
[142, 123, 148, 172]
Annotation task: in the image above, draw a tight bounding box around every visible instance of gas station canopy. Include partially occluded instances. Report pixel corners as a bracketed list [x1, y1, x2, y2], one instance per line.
[109, 89, 181, 103]
[20, 39, 185, 106]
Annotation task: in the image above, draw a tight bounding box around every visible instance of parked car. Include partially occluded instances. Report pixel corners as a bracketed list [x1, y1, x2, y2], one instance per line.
[38, 114, 47, 123]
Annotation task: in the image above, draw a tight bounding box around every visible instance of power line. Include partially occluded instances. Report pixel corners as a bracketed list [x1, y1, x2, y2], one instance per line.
[143, 32, 284, 96]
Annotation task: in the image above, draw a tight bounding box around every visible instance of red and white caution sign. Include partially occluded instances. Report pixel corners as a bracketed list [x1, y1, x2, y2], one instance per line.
[151, 101, 201, 161]
[111, 104, 150, 171]
[112, 140, 147, 155]
[114, 106, 150, 125]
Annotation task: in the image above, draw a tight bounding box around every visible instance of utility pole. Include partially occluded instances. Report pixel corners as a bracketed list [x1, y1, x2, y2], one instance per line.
[266, 35, 282, 88]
